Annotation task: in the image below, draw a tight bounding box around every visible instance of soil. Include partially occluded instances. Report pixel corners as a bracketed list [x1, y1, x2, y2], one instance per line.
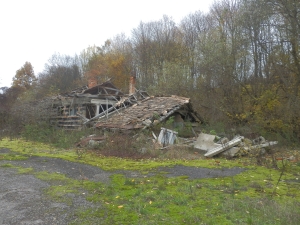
[0, 148, 245, 224]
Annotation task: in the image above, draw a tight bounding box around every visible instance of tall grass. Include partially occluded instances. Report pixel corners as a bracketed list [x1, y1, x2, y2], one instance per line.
[21, 123, 92, 148]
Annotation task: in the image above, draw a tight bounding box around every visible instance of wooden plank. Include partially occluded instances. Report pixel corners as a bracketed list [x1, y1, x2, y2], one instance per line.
[76, 113, 89, 122]
[56, 120, 82, 123]
[91, 99, 117, 105]
[50, 116, 81, 119]
[159, 106, 181, 122]
[58, 124, 82, 127]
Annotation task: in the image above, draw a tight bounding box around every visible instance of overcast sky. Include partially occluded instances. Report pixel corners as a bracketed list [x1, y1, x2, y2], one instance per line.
[0, 0, 215, 87]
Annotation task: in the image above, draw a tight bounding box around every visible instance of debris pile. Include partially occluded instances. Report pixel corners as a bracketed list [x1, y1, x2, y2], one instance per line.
[194, 133, 278, 157]
[75, 135, 106, 148]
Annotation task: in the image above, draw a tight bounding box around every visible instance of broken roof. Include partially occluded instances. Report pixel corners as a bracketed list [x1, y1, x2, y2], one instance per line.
[82, 80, 124, 96]
[46, 78, 202, 131]
[95, 95, 201, 130]
[60, 80, 124, 98]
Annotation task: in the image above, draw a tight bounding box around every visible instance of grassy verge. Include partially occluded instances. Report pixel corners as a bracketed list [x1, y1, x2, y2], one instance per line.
[1, 138, 300, 224]
[0, 138, 247, 170]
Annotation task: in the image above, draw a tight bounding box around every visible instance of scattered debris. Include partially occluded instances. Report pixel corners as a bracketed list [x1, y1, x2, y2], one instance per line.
[204, 136, 244, 157]
[194, 133, 278, 158]
[222, 147, 240, 158]
[158, 127, 178, 147]
[194, 133, 220, 152]
[75, 135, 106, 148]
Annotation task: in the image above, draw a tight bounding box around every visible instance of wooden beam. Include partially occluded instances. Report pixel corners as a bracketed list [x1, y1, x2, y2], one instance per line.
[76, 113, 89, 122]
[83, 105, 115, 124]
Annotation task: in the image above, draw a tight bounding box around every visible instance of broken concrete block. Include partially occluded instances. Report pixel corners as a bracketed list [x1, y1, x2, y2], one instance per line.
[253, 136, 266, 145]
[243, 138, 252, 146]
[194, 133, 221, 152]
[217, 137, 229, 145]
[222, 147, 241, 157]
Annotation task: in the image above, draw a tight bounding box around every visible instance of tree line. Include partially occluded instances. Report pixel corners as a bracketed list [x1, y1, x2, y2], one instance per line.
[1, 0, 299, 142]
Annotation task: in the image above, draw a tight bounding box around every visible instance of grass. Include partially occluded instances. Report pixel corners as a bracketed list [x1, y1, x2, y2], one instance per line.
[222, 197, 300, 225]
[0, 138, 300, 224]
[72, 172, 300, 224]
[0, 137, 246, 170]
[0, 163, 14, 168]
[0, 151, 28, 161]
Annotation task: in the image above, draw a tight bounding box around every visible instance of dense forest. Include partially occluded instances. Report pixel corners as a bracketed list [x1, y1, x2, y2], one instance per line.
[1, 0, 299, 144]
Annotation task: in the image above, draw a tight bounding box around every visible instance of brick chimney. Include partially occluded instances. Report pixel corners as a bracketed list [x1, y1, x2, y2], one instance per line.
[88, 74, 98, 88]
[129, 76, 136, 95]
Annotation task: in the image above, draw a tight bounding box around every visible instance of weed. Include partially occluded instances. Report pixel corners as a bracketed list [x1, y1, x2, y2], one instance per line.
[222, 197, 300, 225]
[272, 157, 288, 196]
[76, 148, 86, 159]
[165, 116, 175, 128]
[0, 152, 28, 161]
[210, 130, 217, 135]
[18, 167, 34, 174]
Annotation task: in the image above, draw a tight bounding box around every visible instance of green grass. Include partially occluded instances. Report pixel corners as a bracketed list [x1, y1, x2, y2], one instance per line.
[0, 151, 28, 161]
[0, 163, 14, 168]
[1, 138, 300, 224]
[74, 172, 300, 224]
[0, 138, 248, 170]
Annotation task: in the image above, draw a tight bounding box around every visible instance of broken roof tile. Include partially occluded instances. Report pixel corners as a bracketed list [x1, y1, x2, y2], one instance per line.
[95, 96, 192, 130]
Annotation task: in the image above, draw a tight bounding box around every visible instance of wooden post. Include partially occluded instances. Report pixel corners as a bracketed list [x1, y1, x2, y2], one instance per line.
[96, 104, 100, 116]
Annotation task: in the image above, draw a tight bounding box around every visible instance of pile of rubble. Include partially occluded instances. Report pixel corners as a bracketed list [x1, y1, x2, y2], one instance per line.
[75, 128, 278, 159]
[194, 133, 278, 157]
[75, 135, 106, 148]
[152, 127, 278, 158]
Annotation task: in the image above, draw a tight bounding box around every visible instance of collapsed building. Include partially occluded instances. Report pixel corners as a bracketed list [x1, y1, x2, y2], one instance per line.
[49, 77, 202, 131]
[44, 77, 279, 158]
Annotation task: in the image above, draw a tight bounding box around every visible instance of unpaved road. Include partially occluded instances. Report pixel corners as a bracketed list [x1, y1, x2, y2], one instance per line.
[0, 148, 245, 224]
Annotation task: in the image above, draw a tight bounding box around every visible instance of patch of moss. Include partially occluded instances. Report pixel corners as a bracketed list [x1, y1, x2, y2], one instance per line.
[75, 160, 299, 224]
[0, 138, 248, 173]
[0, 152, 28, 161]
[0, 163, 14, 168]
[18, 167, 34, 174]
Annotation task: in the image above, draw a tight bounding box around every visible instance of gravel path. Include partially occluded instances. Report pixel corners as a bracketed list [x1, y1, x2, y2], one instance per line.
[0, 169, 92, 225]
[0, 148, 245, 224]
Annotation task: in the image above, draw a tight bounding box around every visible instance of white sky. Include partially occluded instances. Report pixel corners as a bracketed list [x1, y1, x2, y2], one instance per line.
[0, 0, 214, 87]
